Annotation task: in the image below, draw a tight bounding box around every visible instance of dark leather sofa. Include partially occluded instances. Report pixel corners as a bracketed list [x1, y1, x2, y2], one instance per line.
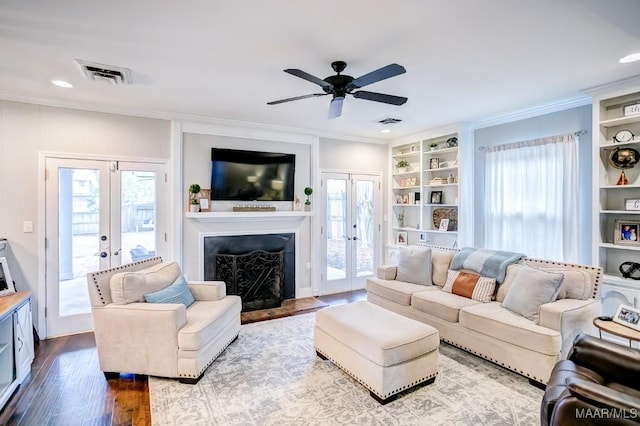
[541, 333, 640, 425]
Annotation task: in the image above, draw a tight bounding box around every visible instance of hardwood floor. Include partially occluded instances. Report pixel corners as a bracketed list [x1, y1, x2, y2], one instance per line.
[0, 290, 366, 426]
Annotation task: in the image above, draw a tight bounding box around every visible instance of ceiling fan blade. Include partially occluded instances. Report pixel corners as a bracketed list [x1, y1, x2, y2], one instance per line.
[267, 93, 328, 105]
[328, 96, 344, 119]
[349, 63, 406, 89]
[284, 69, 333, 89]
[352, 90, 407, 105]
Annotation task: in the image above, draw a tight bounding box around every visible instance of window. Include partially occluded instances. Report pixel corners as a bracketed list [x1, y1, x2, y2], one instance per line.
[483, 134, 578, 262]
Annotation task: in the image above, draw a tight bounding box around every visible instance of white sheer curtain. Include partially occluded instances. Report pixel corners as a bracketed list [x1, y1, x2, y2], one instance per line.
[483, 133, 579, 262]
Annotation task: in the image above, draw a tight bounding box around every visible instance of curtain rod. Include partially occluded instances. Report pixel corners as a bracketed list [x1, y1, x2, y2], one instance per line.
[477, 130, 588, 150]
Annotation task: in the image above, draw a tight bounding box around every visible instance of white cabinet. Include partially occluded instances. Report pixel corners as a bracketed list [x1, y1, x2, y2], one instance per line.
[389, 132, 460, 248]
[0, 292, 34, 411]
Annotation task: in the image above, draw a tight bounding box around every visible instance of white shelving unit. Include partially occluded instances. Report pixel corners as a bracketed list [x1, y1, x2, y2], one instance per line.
[593, 89, 640, 289]
[389, 132, 460, 249]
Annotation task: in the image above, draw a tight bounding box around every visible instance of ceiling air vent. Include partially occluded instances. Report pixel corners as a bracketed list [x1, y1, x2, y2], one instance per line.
[74, 59, 132, 85]
[377, 117, 402, 125]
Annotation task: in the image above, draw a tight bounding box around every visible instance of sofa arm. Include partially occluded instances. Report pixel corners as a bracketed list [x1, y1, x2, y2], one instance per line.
[377, 264, 398, 280]
[568, 334, 640, 388]
[565, 376, 640, 416]
[539, 298, 600, 358]
[91, 303, 187, 375]
[188, 281, 227, 301]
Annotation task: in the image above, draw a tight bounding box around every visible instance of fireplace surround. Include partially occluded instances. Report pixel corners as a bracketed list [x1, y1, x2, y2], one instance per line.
[203, 233, 295, 311]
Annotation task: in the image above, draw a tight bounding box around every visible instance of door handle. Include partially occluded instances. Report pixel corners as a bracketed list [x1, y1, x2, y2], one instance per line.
[344, 236, 351, 240]
[353, 236, 358, 241]
[113, 248, 121, 256]
[99, 252, 108, 258]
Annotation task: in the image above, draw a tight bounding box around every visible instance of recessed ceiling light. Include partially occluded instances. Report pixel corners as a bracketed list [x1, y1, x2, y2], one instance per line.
[51, 79, 73, 88]
[619, 53, 640, 63]
[381, 129, 392, 133]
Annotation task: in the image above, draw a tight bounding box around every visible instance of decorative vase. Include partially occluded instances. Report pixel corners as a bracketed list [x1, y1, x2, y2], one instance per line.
[617, 170, 629, 186]
[189, 204, 200, 213]
[304, 204, 311, 211]
[397, 167, 406, 174]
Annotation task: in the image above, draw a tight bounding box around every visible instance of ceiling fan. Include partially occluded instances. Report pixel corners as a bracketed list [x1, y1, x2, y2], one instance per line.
[267, 61, 407, 119]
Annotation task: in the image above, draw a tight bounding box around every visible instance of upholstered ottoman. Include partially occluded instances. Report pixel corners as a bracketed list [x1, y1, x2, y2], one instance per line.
[314, 300, 439, 404]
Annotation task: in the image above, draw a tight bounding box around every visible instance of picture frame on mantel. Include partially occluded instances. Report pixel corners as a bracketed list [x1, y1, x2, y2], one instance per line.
[187, 189, 211, 212]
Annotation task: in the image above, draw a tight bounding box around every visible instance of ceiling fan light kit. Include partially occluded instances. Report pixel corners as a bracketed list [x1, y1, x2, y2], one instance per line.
[268, 61, 407, 118]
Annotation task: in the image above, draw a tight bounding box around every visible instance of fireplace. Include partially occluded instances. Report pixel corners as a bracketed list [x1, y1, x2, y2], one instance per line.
[203, 233, 295, 312]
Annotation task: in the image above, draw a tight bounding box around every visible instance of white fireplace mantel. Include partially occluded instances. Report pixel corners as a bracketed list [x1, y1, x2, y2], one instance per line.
[185, 211, 312, 222]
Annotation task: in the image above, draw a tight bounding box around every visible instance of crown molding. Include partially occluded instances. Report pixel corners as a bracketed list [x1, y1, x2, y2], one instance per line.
[0, 92, 384, 145]
[472, 96, 592, 130]
[581, 74, 640, 99]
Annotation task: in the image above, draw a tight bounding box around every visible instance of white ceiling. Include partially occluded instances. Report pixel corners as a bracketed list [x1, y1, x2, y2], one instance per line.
[1, 0, 640, 141]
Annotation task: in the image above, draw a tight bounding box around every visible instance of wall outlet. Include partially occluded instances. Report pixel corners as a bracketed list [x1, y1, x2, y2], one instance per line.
[23, 221, 33, 233]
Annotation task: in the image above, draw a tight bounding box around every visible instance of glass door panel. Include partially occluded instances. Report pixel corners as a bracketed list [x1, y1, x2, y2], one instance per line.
[355, 179, 375, 278]
[119, 169, 158, 264]
[326, 177, 348, 282]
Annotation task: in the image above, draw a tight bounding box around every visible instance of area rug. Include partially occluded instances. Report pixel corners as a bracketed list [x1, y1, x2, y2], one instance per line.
[149, 313, 543, 426]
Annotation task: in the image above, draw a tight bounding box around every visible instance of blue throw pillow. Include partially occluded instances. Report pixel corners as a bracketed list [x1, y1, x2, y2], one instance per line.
[144, 275, 195, 307]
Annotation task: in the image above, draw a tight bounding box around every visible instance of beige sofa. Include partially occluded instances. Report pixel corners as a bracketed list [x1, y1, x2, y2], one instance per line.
[366, 245, 602, 385]
[87, 257, 241, 383]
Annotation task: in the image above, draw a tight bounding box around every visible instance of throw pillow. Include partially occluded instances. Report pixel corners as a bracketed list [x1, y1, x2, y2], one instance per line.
[431, 250, 453, 286]
[441, 270, 496, 303]
[501, 265, 564, 323]
[396, 246, 432, 285]
[144, 275, 195, 307]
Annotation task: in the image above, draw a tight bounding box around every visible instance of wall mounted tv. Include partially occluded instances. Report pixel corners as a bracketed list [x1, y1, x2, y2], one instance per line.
[210, 148, 295, 201]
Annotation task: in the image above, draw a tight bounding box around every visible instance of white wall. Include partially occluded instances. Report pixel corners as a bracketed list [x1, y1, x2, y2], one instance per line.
[0, 100, 170, 334]
[472, 105, 593, 264]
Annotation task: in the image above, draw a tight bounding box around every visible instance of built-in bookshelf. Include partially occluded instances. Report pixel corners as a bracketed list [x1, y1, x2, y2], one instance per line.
[389, 132, 460, 250]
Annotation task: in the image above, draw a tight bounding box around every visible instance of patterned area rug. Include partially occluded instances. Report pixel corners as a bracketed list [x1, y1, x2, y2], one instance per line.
[149, 313, 543, 425]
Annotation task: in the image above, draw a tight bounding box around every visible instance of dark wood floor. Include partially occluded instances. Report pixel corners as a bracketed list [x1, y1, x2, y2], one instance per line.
[0, 290, 366, 426]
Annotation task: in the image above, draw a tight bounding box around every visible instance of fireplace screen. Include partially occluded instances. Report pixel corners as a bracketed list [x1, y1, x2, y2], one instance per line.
[215, 250, 284, 311]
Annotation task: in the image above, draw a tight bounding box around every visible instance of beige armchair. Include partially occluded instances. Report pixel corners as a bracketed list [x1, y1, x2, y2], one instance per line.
[87, 257, 241, 383]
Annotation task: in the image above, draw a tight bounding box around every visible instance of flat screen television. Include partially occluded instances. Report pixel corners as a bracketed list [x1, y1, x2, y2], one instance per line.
[210, 148, 295, 201]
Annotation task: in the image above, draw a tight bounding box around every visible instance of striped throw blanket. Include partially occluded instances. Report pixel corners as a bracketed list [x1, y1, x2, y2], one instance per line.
[450, 247, 525, 284]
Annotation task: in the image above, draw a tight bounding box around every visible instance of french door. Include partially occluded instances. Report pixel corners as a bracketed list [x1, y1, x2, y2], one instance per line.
[44, 157, 166, 337]
[321, 172, 381, 295]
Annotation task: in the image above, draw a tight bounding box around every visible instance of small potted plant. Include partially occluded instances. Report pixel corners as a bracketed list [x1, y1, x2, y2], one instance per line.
[189, 184, 201, 213]
[304, 187, 313, 211]
[396, 160, 410, 173]
[429, 143, 439, 151]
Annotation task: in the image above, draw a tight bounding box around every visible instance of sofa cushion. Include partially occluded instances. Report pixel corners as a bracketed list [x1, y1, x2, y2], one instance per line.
[501, 265, 564, 323]
[498, 264, 591, 302]
[110, 262, 182, 305]
[432, 249, 453, 286]
[496, 264, 524, 302]
[366, 277, 438, 306]
[144, 275, 195, 307]
[178, 295, 242, 351]
[441, 270, 496, 303]
[396, 246, 432, 285]
[412, 290, 481, 322]
[459, 302, 562, 356]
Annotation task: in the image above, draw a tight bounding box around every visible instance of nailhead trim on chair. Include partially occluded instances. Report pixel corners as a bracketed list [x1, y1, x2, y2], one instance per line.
[88, 257, 163, 306]
[178, 332, 240, 378]
[314, 346, 438, 399]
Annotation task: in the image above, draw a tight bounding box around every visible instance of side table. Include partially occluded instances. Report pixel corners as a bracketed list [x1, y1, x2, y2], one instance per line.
[593, 317, 640, 348]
